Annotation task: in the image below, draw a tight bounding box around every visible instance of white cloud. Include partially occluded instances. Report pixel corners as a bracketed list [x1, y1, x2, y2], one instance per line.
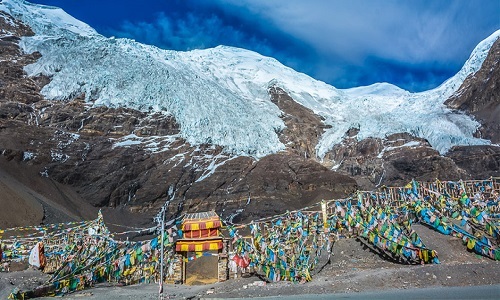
[217, 0, 499, 65]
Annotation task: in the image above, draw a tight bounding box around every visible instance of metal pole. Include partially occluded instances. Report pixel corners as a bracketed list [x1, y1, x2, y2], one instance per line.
[159, 206, 165, 299]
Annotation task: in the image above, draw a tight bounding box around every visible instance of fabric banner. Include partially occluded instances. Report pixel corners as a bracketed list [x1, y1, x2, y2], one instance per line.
[232, 254, 250, 268]
[28, 242, 46, 269]
[28, 243, 41, 268]
[182, 218, 221, 231]
[175, 239, 223, 252]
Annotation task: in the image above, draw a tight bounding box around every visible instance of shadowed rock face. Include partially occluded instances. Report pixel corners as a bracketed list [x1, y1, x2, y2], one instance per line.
[323, 129, 500, 190]
[268, 86, 330, 159]
[322, 133, 469, 190]
[445, 38, 500, 144]
[446, 146, 500, 179]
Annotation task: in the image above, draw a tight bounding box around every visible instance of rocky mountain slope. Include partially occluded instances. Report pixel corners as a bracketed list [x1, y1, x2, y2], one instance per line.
[445, 38, 500, 144]
[0, 0, 498, 228]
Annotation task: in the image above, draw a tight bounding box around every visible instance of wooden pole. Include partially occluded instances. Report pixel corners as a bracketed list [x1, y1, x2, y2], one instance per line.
[321, 200, 328, 233]
[159, 206, 165, 300]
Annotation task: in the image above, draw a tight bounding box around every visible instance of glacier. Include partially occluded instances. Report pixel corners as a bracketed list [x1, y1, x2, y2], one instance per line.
[1, 0, 498, 158]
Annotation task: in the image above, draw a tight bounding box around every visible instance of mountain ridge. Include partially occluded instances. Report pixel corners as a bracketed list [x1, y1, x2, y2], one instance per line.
[1, 0, 498, 158]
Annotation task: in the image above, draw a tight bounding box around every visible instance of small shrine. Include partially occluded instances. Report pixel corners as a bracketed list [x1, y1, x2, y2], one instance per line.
[172, 211, 229, 284]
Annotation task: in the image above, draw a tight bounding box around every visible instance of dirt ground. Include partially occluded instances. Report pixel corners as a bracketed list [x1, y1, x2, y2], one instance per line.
[0, 159, 154, 231]
[1, 224, 499, 299]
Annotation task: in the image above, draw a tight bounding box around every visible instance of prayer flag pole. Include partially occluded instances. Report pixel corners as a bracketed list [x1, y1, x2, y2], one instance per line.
[159, 206, 165, 299]
[321, 200, 328, 233]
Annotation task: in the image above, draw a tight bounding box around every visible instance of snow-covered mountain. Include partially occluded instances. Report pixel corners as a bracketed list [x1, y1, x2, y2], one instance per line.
[1, 0, 500, 227]
[1, 0, 498, 159]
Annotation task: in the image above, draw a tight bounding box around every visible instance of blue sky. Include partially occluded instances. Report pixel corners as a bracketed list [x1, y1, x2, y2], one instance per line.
[31, 0, 500, 92]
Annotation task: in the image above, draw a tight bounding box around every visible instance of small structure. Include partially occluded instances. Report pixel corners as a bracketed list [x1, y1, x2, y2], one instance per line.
[173, 211, 228, 284]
